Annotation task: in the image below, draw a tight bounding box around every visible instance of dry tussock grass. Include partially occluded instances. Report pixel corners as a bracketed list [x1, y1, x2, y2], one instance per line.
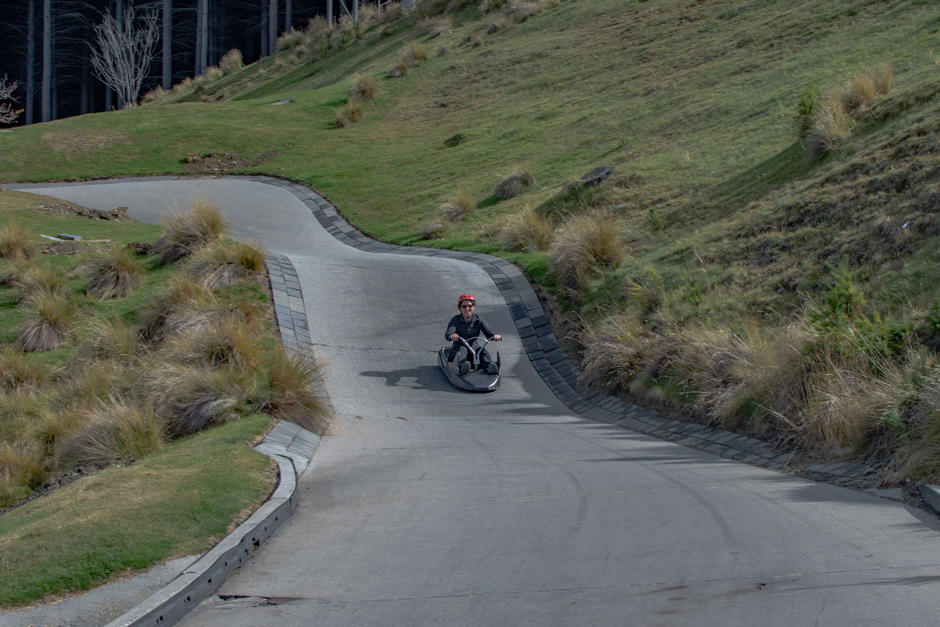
[0, 441, 46, 498]
[0, 346, 47, 391]
[75, 317, 139, 364]
[498, 205, 554, 252]
[334, 101, 364, 127]
[348, 74, 380, 103]
[80, 245, 142, 300]
[159, 316, 264, 371]
[16, 291, 72, 352]
[143, 363, 244, 437]
[59, 399, 164, 466]
[155, 202, 227, 265]
[0, 389, 42, 441]
[549, 212, 624, 289]
[218, 48, 244, 74]
[139, 274, 221, 343]
[0, 222, 36, 259]
[261, 346, 332, 435]
[805, 63, 894, 158]
[186, 241, 265, 290]
[440, 190, 476, 222]
[579, 314, 659, 395]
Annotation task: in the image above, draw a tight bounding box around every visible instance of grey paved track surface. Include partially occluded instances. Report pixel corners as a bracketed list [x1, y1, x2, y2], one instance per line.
[11, 178, 940, 626]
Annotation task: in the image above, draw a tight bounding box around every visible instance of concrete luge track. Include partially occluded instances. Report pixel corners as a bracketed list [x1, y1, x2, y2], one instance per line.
[11, 177, 940, 626]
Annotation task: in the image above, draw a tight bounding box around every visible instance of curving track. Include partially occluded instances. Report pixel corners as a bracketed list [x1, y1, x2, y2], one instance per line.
[13, 177, 940, 626]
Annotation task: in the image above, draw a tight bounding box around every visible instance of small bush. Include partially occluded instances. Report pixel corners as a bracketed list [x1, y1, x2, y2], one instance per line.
[549, 212, 624, 289]
[16, 291, 73, 351]
[0, 346, 46, 391]
[59, 399, 164, 467]
[80, 245, 142, 300]
[493, 169, 535, 200]
[498, 205, 554, 252]
[0, 222, 36, 259]
[138, 274, 221, 343]
[348, 74, 380, 103]
[334, 101, 364, 127]
[805, 94, 853, 158]
[439, 190, 476, 222]
[260, 346, 332, 435]
[0, 442, 46, 505]
[155, 201, 227, 265]
[791, 85, 821, 137]
[579, 314, 657, 394]
[13, 262, 66, 305]
[141, 85, 169, 105]
[74, 317, 139, 364]
[144, 363, 244, 437]
[186, 240, 265, 290]
[218, 48, 244, 74]
[400, 41, 428, 67]
[159, 316, 264, 371]
[277, 28, 304, 51]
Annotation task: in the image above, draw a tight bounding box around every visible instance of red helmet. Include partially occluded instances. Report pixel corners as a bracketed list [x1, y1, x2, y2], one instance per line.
[457, 293, 476, 307]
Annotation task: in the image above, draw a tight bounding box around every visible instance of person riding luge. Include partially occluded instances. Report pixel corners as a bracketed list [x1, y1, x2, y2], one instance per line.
[445, 293, 502, 375]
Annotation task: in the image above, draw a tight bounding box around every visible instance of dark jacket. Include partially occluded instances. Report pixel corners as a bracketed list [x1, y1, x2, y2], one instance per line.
[445, 313, 495, 343]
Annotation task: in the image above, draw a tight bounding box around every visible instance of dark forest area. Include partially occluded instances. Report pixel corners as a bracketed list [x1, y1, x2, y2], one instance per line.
[0, 1, 380, 126]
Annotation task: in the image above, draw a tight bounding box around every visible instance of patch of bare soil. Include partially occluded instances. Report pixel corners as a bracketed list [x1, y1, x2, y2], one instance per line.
[181, 150, 279, 175]
[31, 202, 129, 221]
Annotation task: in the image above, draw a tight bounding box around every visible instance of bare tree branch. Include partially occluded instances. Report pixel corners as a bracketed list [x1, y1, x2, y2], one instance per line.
[0, 75, 23, 125]
[90, 6, 159, 109]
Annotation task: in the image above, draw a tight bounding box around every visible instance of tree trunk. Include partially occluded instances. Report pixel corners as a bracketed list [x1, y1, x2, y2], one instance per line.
[162, 0, 172, 89]
[285, 0, 291, 33]
[195, 0, 207, 74]
[260, 1, 268, 58]
[41, 0, 51, 122]
[26, 0, 35, 124]
[268, 0, 277, 57]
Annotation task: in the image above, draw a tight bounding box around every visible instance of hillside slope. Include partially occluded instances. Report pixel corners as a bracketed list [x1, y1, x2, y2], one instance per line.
[0, 0, 937, 481]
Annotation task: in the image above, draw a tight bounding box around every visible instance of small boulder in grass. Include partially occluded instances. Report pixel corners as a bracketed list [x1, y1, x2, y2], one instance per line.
[580, 166, 615, 187]
[126, 241, 154, 256]
[422, 223, 445, 240]
[493, 170, 535, 200]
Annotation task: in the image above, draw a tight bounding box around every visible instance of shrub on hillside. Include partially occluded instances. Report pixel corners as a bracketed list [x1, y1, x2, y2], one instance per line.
[801, 63, 894, 158]
[498, 205, 554, 252]
[549, 212, 624, 289]
[16, 291, 73, 351]
[260, 346, 332, 435]
[58, 399, 164, 467]
[74, 317, 139, 364]
[348, 74, 380, 103]
[80, 245, 142, 300]
[158, 316, 264, 371]
[0, 222, 36, 259]
[0, 346, 46, 391]
[138, 274, 221, 343]
[154, 202, 227, 265]
[186, 240, 265, 290]
[218, 48, 244, 74]
[439, 190, 476, 222]
[334, 101, 364, 127]
[144, 362, 244, 437]
[277, 28, 304, 51]
[0, 442, 46, 505]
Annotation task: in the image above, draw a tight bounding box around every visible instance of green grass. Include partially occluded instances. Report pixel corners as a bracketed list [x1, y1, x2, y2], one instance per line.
[0, 414, 274, 607]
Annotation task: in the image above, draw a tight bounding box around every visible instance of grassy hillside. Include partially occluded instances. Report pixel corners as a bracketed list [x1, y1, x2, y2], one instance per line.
[1, 0, 938, 480]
